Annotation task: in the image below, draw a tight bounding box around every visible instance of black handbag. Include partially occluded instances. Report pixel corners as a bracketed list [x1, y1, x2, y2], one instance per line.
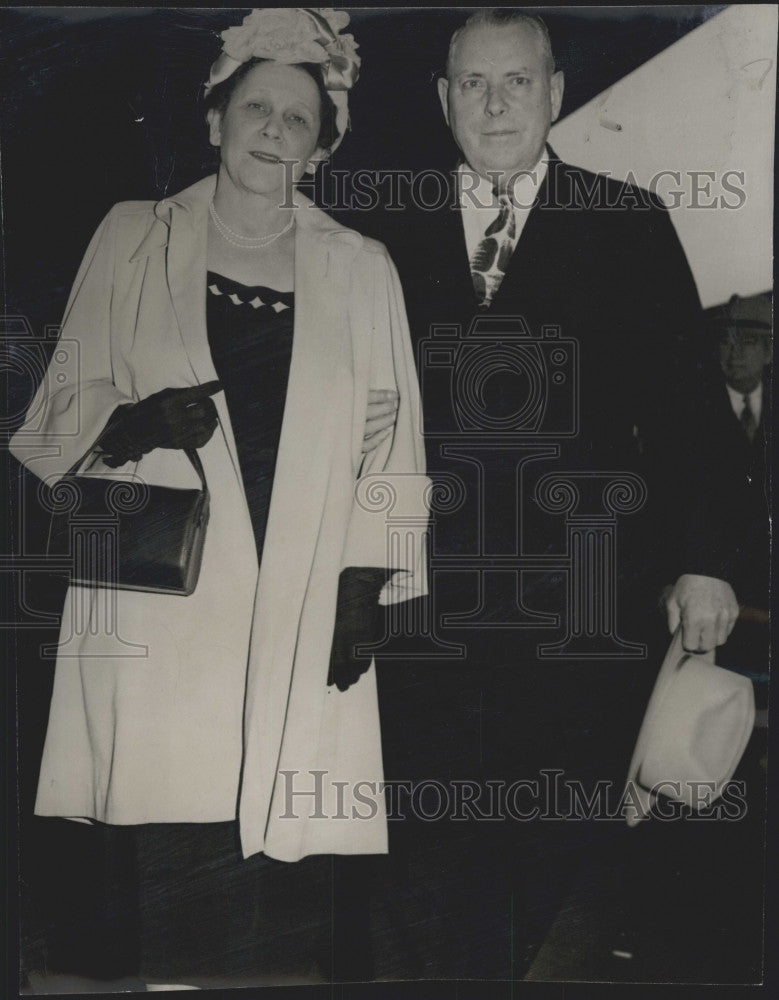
[45, 448, 210, 596]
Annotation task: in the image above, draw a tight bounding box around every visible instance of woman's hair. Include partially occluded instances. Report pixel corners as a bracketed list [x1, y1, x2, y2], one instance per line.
[204, 57, 339, 151]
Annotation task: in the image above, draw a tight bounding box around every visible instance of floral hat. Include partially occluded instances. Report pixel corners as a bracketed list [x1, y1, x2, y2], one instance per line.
[205, 8, 360, 154]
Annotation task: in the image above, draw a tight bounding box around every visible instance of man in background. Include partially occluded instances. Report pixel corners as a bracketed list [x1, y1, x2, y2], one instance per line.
[697, 292, 771, 668]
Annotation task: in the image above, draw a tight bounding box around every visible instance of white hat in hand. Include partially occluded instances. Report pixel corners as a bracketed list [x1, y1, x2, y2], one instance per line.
[623, 628, 755, 827]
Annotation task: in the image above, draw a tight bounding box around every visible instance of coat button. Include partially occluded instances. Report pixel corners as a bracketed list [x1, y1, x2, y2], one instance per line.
[746, 475, 753, 484]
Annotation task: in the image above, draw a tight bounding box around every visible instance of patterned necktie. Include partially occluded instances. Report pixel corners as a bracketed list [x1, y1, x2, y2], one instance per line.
[470, 192, 517, 307]
[740, 394, 757, 442]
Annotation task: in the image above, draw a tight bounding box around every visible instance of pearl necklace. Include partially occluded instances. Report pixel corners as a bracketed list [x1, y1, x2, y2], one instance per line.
[208, 202, 294, 250]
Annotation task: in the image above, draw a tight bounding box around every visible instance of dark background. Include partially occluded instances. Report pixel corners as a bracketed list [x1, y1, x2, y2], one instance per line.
[3, 6, 773, 999]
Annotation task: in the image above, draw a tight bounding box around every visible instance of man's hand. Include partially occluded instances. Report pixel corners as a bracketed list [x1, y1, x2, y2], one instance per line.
[363, 389, 399, 453]
[665, 574, 739, 652]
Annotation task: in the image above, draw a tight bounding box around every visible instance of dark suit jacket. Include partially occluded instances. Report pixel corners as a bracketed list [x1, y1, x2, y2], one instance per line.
[373, 151, 745, 801]
[382, 149, 726, 596]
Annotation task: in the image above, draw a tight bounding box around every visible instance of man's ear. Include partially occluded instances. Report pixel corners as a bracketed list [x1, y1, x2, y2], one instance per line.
[206, 108, 222, 148]
[550, 71, 564, 123]
[437, 76, 450, 127]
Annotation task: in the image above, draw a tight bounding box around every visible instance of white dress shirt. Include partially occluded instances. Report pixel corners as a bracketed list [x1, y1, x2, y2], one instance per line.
[726, 382, 762, 426]
[458, 158, 548, 265]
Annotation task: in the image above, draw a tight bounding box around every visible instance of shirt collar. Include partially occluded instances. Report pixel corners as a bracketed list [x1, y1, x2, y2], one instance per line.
[458, 157, 548, 211]
[726, 381, 762, 411]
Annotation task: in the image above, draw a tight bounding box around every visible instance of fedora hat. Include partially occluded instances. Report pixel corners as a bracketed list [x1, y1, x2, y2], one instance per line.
[623, 628, 755, 826]
[704, 292, 773, 336]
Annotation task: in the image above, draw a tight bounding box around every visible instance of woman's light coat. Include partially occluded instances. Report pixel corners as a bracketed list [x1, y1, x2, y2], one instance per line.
[11, 175, 429, 861]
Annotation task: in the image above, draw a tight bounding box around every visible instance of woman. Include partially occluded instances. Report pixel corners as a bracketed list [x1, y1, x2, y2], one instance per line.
[12, 7, 428, 987]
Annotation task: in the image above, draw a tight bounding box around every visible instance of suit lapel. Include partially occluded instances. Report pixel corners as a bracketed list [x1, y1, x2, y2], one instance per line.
[428, 173, 480, 313]
[441, 183, 476, 302]
[490, 148, 562, 311]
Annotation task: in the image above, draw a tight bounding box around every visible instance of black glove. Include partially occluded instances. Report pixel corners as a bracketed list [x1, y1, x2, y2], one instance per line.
[327, 567, 392, 692]
[98, 381, 222, 468]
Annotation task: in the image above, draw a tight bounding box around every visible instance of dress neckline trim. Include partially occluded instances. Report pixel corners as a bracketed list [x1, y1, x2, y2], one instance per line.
[207, 271, 294, 306]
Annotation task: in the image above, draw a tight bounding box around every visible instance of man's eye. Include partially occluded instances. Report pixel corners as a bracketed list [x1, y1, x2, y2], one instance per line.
[462, 78, 485, 90]
[508, 76, 529, 86]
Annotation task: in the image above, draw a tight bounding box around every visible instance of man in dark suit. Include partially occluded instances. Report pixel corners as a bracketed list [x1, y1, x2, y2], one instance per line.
[414, 9, 737, 634]
[381, 7, 739, 782]
[708, 294, 770, 608]
[691, 294, 771, 666]
[373, 9, 748, 978]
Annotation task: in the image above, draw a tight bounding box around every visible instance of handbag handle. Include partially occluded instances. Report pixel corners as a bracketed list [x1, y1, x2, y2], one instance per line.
[184, 447, 208, 496]
[65, 444, 208, 496]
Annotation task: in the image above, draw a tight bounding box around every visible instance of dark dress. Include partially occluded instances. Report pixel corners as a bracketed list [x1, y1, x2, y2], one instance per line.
[205, 272, 295, 560]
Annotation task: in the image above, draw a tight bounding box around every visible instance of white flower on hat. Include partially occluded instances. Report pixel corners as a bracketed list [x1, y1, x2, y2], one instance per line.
[219, 8, 358, 72]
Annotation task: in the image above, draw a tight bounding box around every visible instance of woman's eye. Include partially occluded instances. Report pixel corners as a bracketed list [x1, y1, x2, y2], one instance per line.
[248, 102, 269, 113]
[287, 114, 309, 126]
